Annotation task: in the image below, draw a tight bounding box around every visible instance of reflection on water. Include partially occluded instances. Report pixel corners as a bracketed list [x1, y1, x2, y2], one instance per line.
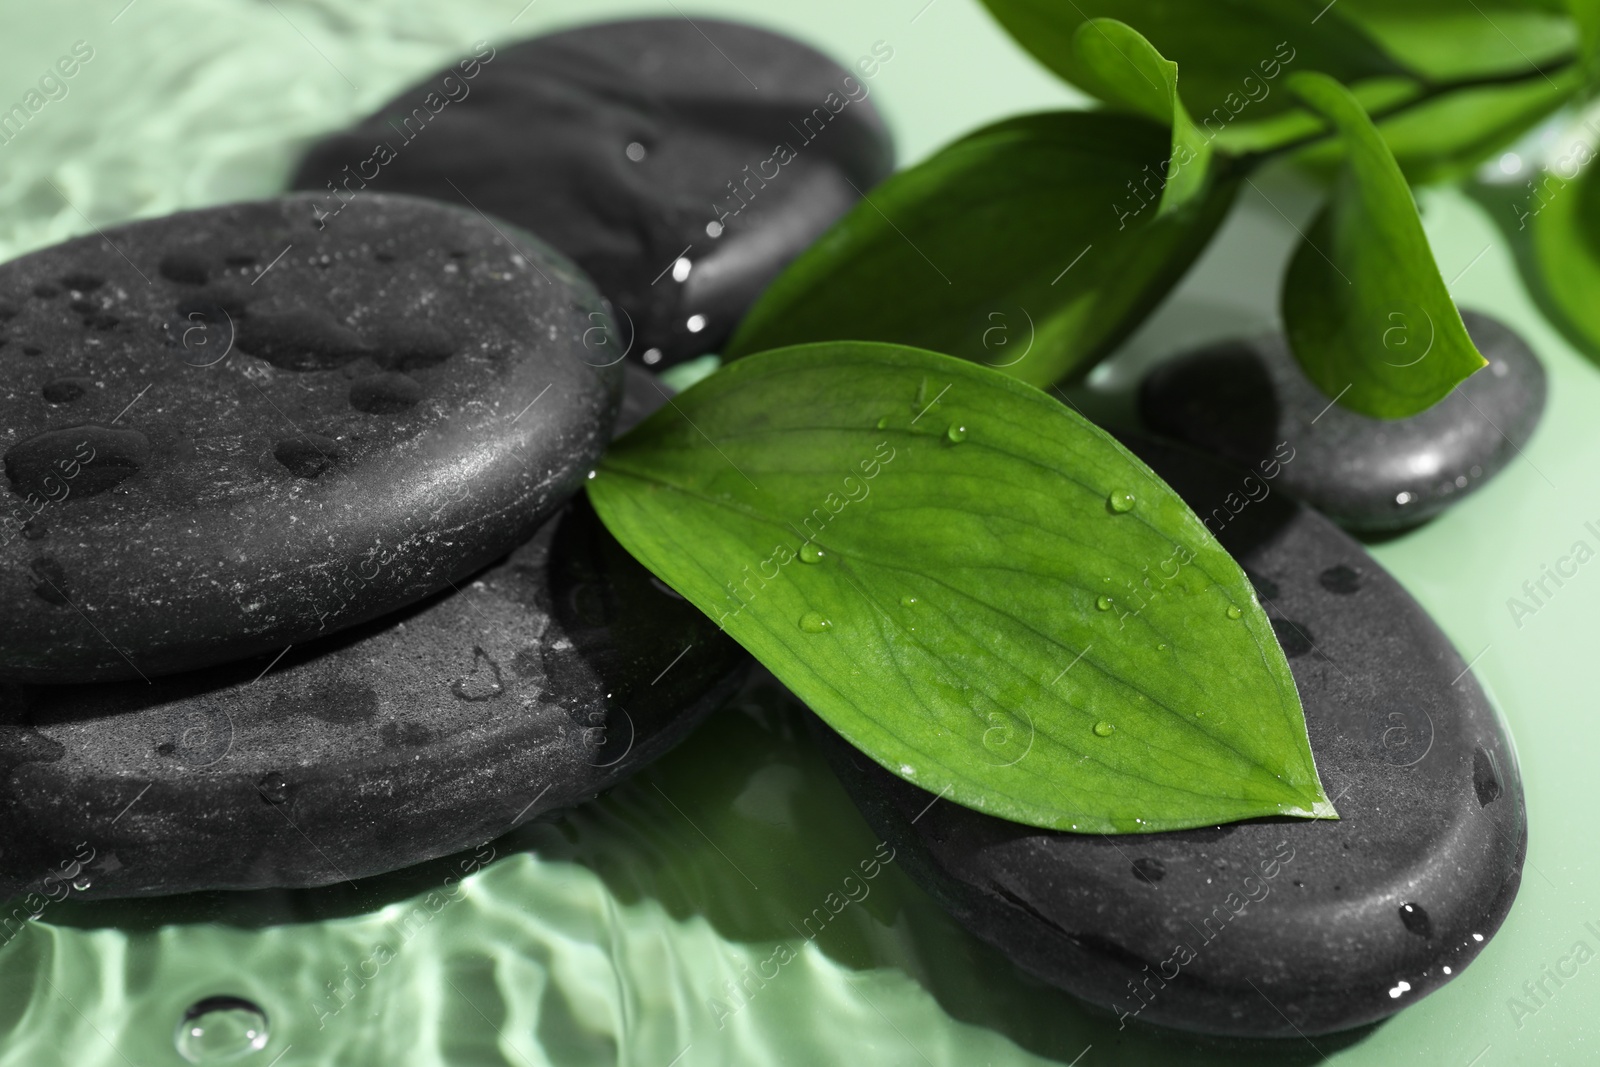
[1, 673, 1343, 1067]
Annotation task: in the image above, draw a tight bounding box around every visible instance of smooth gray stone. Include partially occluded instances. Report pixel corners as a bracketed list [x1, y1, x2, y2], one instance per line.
[289, 19, 895, 366]
[0, 193, 620, 683]
[0, 499, 747, 900]
[813, 437, 1526, 1038]
[1137, 310, 1546, 532]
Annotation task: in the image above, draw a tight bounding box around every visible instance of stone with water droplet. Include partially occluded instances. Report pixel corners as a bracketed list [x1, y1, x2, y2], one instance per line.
[1226, 605, 1243, 620]
[292, 20, 893, 367]
[1137, 310, 1545, 532]
[946, 423, 968, 443]
[1092, 721, 1114, 737]
[1107, 489, 1135, 513]
[0, 499, 748, 899]
[0, 194, 617, 684]
[799, 612, 832, 634]
[799, 543, 825, 564]
[175, 996, 270, 1064]
[812, 436, 1526, 1037]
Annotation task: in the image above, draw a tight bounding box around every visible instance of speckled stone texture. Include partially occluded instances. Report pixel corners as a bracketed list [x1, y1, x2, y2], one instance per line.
[290, 20, 895, 366]
[813, 438, 1526, 1038]
[0, 193, 621, 683]
[1137, 309, 1546, 532]
[0, 494, 747, 900]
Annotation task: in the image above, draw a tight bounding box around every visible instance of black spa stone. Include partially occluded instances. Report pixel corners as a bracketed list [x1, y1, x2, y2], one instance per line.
[1137, 310, 1546, 532]
[289, 19, 895, 366]
[812, 437, 1526, 1038]
[0, 193, 621, 683]
[0, 497, 747, 899]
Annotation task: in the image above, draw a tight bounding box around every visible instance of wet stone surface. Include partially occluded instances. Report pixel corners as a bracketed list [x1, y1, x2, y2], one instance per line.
[814, 438, 1526, 1038]
[1138, 310, 1546, 532]
[0, 498, 747, 899]
[0, 193, 621, 683]
[291, 19, 895, 367]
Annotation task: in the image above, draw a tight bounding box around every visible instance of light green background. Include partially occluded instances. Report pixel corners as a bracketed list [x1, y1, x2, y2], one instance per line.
[0, 1, 1593, 1064]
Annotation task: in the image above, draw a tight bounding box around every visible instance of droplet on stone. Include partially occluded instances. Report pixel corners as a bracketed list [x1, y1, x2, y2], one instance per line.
[1319, 564, 1361, 595]
[174, 996, 270, 1064]
[257, 772, 289, 805]
[625, 140, 647, 162]
[40, 378, 89, 404]
[349, 372, 424, 414]
[1398, 902, 1432, 938]
[272, 434, 340, 479]
[4, 425, 150, 499]
[159, 253, 210, 286]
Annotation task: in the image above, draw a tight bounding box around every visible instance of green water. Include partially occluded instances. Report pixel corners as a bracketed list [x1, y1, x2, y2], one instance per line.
[3, 0, 1599, 1064]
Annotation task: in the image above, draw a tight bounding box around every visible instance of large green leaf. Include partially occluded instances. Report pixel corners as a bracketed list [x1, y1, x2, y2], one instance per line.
[724, 112, 1236, 388]
[1281, 73, 1487, 418]
[587, 343, 1335, 833]
[979, 0, 1403, 133]
[1069, 18, 1211, 214]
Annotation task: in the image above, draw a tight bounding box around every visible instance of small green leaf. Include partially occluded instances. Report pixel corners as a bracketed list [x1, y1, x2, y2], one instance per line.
[1337, 0, 1575, 81]
[980, 0, 1402, 139]
[1281, 72, 1487, 418]
[1070, 18, 1211, 215]
[588, 343, 1335, 833]
[725, 112, 1236, 388]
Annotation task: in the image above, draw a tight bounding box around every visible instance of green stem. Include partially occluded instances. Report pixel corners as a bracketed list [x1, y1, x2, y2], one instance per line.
[1235, 52, 1580, 169]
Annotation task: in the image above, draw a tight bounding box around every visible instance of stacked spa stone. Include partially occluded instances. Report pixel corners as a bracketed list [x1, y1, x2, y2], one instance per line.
[0, 192, 750, 898]
[0, 17, 894, 899]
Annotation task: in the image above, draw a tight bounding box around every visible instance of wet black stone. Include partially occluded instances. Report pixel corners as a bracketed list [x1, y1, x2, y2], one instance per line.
[0, 501, 746, 898]
[0, 193, 620, 683]
[814, 438, 1526, 1038]
[1137, 310, 1547, 532]
[289, 19, 894, 367]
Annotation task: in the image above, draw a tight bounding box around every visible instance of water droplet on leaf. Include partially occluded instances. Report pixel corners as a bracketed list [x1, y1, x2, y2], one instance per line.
[946, 423, 967, 443]
[799, 612, 832, 633]
[1096, 595, 1113, 612]
[1226, 605, 1243, 620]
[1107, 489, 1135, 513]
[900, 595, 919, 607]
[799, 543, 824, 564]
[1093, 721, 1115, 737]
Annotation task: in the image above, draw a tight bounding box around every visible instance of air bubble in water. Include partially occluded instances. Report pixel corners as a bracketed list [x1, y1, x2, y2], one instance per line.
[175, 996, 270, 1063]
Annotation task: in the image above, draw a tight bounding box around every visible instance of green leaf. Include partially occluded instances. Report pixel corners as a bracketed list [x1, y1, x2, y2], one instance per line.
[1336, 0, 1575, 81]
[1281, 72, 1487, 418]
[725, 112, 1236, 388]
[1070, 18, 1211, 214]
[1526, 149, 1600, 360]
[979, 0, 1402, 140]
[587, 343, 1336, 833]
